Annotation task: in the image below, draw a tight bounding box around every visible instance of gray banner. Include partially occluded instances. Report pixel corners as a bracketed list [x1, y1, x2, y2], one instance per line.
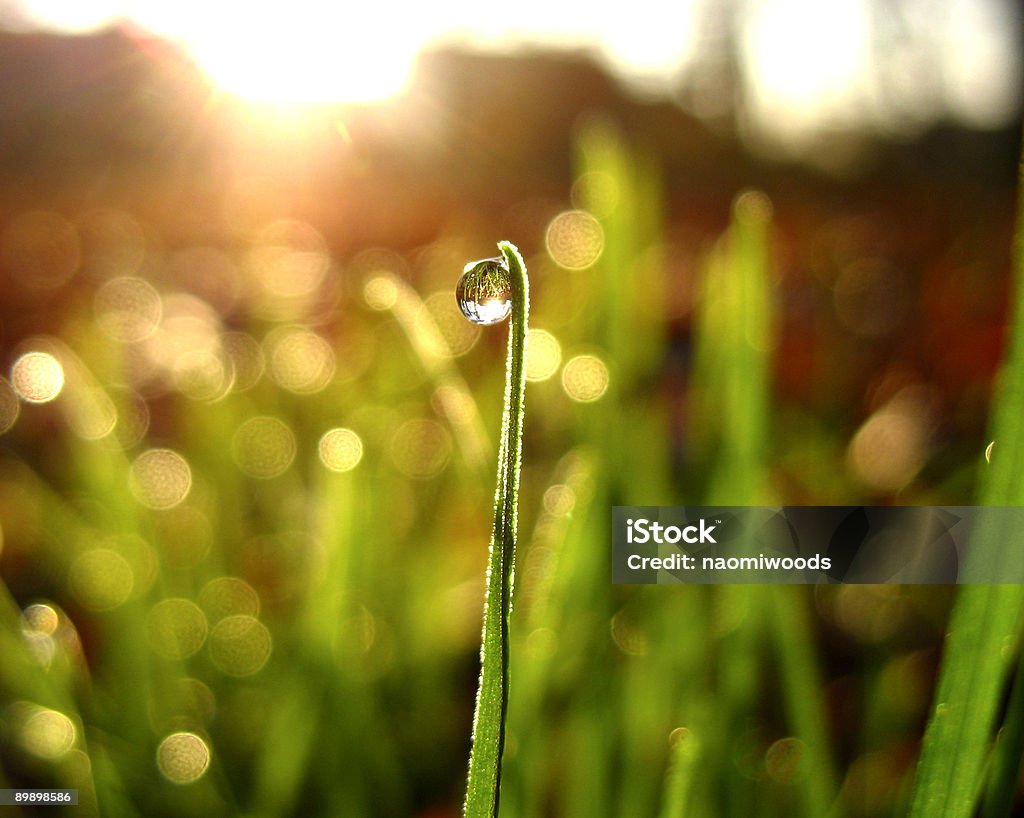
[612, 507, 1024, 584]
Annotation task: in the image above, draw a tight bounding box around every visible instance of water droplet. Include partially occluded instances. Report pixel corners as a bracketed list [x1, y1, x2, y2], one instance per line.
[985, 441, 994, 463]
[456, 257, 512, 325]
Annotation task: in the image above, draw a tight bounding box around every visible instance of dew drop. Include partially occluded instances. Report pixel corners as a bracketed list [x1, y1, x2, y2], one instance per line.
[456, 257, 512, 326]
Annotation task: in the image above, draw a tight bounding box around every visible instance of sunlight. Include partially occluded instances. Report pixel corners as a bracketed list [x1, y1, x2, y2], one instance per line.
[138, 5, 421, 103]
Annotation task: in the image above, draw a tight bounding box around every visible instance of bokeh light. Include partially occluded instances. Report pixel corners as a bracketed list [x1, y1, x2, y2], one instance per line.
[765, 737, 808, 784]
[847, 387, 933, 492]
[232, 416, 297, 479]
[363, 275, 399, 311]
[63, 385, 118, 441]
[246, 220, 330, 315]
[68, 548, 134, 611]
[389, 418, 452, 479]
[526, 329, 562, 382]
[16, 704, 77, 760]
[94, 276, 163, 343]
[221, 332, 266, 392]
[545, 210, 605, 270]
[147, 599, 208, 660]
[198, 577, 261, 622]
[21, 603, 59, 636]
[20, 603, 60, 669]
[561, 354, 610, 402]
[11, 351, 65, 403]
[266, 326, 336, 394]
[111, 387, 151, 449]
[542, 484, 576, 517]
[142, 293, 224, 394]
[208, 615, 273, 677]
[0, 377, 20, 433]
[318, 428, 364, 472]
[1, 210, 80, 290]
[156, 732, 210, 784]
[130, 449, 193, 509]
[172, 347, 231, 402]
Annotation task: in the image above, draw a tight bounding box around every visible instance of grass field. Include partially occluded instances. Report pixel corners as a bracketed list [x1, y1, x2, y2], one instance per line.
[0, 120, 1022, 817]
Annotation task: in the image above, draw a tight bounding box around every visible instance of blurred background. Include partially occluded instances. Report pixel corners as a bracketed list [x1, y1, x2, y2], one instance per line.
[0, 1, 1021, 816]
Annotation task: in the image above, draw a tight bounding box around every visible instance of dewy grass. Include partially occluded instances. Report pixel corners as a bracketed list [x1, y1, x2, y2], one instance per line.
[458, 241, 529, 818]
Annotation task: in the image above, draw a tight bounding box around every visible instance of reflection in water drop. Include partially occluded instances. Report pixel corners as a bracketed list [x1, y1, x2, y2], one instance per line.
[156, 732, 210, 784]
[561, 354, 610, 402]
[233, 416, 296, 479]
[526, 329, 562, 382]
[319, 428, 363, 472]
[456, 257, 512, 325]
[130, 449, 192, 509]
[208, 615, 273, 676]
[545, 210, 604, 270]
[985, 441, 994, 463]
[11, 352, 64, 403]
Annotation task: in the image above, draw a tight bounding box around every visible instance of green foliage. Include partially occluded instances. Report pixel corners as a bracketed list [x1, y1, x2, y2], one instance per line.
[0, 124, 1020, 818]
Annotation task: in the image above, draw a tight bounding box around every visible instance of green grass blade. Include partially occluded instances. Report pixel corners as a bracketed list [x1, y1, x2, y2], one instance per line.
[908, 142, 1024, 818]
[463, 241, 529, 818]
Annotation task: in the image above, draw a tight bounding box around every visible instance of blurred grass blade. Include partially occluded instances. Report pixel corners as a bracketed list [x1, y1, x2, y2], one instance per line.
[909, 141, 1024, 818]
[983, 636, 1024, 817]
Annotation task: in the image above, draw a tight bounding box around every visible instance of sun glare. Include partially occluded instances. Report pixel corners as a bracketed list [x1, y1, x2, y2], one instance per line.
[178, 10, 419, 104]
[17, 2, 427, 104]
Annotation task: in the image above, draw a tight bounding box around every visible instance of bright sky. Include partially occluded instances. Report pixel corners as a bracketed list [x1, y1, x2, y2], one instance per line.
[6, 0, 1021, 138]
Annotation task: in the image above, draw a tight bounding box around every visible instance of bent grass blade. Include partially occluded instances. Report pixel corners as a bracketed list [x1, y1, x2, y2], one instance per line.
[461, 241, 529, 818]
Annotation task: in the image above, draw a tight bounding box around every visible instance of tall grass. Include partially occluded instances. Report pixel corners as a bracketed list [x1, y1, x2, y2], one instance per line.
[0, 123, 1019, 818]
[907, 145, 1024, 818]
